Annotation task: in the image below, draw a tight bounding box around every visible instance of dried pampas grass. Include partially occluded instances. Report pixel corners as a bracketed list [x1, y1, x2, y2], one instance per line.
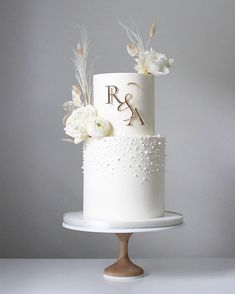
[72, 27, 93, 105]
[120, 20, 157, 57]
[119, 20, 145, 53]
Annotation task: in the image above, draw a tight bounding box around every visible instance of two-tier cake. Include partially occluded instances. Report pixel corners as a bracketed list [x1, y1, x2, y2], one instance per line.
[63, 23, 174, 221]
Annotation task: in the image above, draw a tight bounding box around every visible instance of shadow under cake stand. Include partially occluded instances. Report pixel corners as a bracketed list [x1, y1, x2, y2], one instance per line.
[63, 211, 184, 280]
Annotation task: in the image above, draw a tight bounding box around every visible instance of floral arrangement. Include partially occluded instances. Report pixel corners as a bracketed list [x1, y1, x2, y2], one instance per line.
[120, 22, 174, 76]
[63, 28, 111, 144]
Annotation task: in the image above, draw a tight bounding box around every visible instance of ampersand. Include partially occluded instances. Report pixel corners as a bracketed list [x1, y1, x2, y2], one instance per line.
[106, 83, 144, 126]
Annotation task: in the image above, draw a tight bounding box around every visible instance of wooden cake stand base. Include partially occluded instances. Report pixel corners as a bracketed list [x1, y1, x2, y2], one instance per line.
[104, 233, 144, 279]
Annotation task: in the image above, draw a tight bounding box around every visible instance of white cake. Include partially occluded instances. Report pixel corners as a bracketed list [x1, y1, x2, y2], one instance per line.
[83, 73, 166, 220]
[63, 24, 174, 222]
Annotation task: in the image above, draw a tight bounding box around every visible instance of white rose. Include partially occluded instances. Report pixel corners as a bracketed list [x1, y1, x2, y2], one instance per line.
[135, 49, 173, 76]
[87, 116, 111, 138]
[64, 104, 97, 143]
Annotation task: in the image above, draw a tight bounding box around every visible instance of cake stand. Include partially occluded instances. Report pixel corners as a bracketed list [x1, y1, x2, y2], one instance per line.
[63, 211, 184, 280]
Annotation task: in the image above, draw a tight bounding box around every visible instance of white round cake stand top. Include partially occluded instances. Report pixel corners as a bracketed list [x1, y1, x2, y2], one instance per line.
[63, 211, 184, 233]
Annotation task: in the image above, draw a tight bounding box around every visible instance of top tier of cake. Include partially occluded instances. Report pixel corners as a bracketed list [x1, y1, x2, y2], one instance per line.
[93, 73, 155, 137]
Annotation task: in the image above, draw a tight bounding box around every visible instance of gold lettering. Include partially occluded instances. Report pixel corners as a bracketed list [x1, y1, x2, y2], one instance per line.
[106, 85, 122, 104]
[130, 107, 145, 126]
[117, 93, 131, 112]
[123, 94, 144, 126]
[105, 83, 145, 126]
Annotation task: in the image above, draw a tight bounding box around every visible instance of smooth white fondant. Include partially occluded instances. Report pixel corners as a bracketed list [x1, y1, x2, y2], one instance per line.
[83, 136, 165, 221]
[93, 73, 155, 136]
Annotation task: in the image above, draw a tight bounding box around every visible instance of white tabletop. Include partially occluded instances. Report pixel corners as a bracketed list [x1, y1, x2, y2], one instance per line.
[1, 259, 235, 294]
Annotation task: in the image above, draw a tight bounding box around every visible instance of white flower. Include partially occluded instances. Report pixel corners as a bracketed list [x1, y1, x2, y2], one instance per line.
[135, 49, 174, 76]
[87, 117, 111, 138]
[64, 104, 97, 144]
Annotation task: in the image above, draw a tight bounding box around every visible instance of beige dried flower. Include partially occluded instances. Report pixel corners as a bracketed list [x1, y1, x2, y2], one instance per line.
[72, 85, 81, 96]
[127, 43, 139, 57]
[149, 23, 157, 38]
[76, 42, 84, 56]
[62, 114, 70, 126]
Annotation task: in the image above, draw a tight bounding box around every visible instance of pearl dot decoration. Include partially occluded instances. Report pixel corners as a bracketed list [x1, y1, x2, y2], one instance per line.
[83, 135, 166, 184]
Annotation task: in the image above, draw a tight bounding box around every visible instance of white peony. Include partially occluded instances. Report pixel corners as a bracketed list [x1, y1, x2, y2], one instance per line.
[64, 104, 97, 144]
[87, 117, 111, 138]
[135, 49, 174, 76]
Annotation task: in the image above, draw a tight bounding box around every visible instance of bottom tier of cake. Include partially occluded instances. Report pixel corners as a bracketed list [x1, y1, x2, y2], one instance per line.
[83, 136, 166, 221]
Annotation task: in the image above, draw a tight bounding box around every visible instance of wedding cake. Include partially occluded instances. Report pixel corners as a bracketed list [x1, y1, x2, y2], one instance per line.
[63, 23, 174, 221]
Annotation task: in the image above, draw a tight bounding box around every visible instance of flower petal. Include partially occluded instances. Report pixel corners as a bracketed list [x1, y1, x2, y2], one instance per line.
[127, 43, 138, 57]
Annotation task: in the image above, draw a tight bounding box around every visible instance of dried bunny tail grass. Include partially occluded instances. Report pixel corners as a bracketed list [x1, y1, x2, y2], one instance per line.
[72, 26, 92, 105]
[119, 20, 145, 53]
[149, 23, 157, 38]
[86, 55, 100, 105]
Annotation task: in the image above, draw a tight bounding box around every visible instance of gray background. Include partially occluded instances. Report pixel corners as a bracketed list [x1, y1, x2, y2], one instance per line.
[0, 0, 235, 258]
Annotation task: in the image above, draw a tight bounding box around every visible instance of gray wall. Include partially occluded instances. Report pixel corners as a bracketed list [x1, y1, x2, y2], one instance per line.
[0, 0, 235, 258]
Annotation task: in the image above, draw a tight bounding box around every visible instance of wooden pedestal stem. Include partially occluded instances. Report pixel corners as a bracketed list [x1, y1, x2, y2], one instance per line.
[104, 233, 144, 278]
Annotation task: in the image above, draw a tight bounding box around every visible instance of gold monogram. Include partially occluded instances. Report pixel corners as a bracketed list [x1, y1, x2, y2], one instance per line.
[106, 83, 144, 126]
